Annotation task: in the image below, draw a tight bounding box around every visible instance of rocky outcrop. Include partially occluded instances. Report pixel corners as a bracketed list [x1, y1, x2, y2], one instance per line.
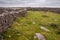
[0, 8, 27, 34]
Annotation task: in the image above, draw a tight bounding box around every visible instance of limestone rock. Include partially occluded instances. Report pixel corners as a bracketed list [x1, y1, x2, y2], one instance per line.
[40, 26, 50, 32]
[0, 35, 3, 40]
[34, 33, 46, 40]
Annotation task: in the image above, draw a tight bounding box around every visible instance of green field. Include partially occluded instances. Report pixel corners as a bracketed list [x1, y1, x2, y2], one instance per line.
[3, 11, 60, 40]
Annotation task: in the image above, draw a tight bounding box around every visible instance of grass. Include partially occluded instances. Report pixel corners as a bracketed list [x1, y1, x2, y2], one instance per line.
[3, 11, 60, 40]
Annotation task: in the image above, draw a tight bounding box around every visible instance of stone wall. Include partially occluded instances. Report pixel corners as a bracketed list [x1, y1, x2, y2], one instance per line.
[27, 7, 60, 14]
[0, 8, 27, 34]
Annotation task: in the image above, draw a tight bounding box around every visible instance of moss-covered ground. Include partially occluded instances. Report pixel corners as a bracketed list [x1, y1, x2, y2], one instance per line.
[3, 11, 60, 40]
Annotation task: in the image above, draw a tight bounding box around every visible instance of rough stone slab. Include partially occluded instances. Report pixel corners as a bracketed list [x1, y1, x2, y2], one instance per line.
[34, 33, 46, 40]
[0, 35, 3, 40]
[40, 26, 50, 32]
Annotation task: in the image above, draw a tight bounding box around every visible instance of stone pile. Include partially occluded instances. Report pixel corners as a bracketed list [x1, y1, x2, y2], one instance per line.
[0, 8, 27, 34]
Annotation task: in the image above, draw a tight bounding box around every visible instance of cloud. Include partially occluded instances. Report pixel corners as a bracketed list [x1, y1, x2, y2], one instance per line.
[0, 0, 60, 7]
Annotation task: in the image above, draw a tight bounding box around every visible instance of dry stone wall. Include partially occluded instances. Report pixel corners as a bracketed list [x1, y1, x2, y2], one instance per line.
[0, 8, 27, 34]
[27, 7, 60, 14]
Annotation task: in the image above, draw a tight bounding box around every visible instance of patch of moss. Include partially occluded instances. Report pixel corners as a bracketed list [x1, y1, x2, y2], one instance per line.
[3, 11, 60, 40]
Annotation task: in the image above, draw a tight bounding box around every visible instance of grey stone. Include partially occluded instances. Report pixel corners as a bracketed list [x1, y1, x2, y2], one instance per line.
[0, 35, 3, 40]
[40, 26, 50, 32]
[34, 33, 46, 40]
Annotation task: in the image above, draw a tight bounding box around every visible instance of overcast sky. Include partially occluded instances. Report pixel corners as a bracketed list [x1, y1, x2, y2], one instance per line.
[0, 0, 60, 7]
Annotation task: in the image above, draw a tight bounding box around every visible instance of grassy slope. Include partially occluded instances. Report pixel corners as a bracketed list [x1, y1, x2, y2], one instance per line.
[3, 11, 60, 40]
